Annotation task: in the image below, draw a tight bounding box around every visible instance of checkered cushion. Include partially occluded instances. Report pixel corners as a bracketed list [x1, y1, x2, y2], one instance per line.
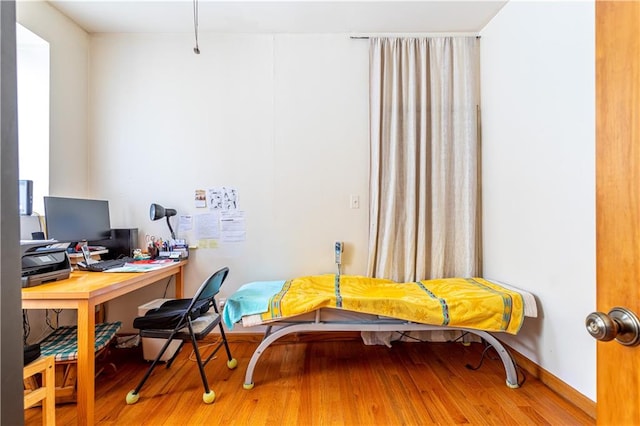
[39, 321, 122, 362]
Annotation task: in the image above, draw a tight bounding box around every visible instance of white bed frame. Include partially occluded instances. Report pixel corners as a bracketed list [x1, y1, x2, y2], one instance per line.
[241, 308, 521, 390]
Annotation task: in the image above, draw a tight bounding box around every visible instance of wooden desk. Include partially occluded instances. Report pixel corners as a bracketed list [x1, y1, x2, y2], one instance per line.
[22, 261, 187, 426]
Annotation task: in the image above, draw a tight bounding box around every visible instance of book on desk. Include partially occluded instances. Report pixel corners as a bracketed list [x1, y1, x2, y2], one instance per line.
[102, 259, 177, 273]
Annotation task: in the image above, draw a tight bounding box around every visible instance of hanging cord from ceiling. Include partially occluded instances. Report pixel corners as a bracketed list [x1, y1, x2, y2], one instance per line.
[193, 0, 200, 54]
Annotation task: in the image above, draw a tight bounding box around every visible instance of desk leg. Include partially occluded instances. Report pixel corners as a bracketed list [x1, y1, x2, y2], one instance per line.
[76, 301, 96, 426]
[175, 264, 185, 298]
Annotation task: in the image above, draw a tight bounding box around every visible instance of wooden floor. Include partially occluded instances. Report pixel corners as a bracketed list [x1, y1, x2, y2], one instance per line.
[25, 334, 594, 425]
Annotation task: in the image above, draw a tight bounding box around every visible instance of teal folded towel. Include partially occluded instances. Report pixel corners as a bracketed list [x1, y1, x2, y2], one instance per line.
[222, 280, 285, 329]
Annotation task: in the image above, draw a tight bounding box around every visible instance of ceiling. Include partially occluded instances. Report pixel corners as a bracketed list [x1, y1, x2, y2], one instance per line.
[46, 0, 508, 34]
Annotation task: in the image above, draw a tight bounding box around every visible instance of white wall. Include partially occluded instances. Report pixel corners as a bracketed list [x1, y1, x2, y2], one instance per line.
[17, 0, 90, 198]
[480, 1, 596, 400]
[88, 33, 371, 331]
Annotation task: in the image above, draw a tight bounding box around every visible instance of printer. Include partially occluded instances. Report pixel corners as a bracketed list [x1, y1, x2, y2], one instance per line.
[21, 243, 71, 287]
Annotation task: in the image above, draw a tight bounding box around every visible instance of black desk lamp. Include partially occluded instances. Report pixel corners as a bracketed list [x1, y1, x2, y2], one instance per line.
[150, 203, 177, 240]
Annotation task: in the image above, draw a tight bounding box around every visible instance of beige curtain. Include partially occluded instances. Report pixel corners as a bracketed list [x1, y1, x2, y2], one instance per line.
[367, 37, 482, 282]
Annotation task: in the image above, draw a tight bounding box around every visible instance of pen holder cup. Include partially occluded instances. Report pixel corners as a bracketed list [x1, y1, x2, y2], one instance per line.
[147, 246, 159, 259]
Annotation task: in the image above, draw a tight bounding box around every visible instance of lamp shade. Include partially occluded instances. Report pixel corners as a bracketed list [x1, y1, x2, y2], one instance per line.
[150, 203, 177, 221]
[149, 203, 177, 240]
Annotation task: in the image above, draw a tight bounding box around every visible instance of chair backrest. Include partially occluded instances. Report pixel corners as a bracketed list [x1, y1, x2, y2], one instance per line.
[185, 267, 229, 314]
[132, 267, 230, 332]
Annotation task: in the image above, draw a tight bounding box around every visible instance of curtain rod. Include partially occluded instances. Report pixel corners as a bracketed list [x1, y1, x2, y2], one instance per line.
[350, 34, 481, 40]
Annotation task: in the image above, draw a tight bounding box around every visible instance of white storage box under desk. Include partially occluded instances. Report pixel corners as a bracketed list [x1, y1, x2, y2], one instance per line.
[138, 298, 182, 362]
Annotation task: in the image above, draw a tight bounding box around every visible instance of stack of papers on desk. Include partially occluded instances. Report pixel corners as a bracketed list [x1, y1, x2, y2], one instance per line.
[104, 259, 176, 273]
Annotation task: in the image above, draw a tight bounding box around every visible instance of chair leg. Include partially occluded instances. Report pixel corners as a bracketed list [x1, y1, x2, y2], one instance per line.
[213, 303, 235, 362]
[165, 341, 185, 368]
[217, 322, 234, 362]
[187, 323, 211, 394]
[130, 332, 179, 396]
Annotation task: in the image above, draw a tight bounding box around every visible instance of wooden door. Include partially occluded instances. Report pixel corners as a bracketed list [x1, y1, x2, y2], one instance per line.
[596, 1, 640, 423]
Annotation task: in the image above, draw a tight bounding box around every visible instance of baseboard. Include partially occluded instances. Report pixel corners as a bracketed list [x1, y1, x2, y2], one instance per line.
[221, 332, 596, 419]
[507, 345, 596, 419]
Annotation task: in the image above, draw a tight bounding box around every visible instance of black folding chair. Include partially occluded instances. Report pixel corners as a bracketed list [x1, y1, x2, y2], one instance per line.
[126, 267, 237, 404]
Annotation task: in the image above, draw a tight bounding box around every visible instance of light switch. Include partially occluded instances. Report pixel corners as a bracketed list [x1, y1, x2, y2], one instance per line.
[350, 195, 360, 209]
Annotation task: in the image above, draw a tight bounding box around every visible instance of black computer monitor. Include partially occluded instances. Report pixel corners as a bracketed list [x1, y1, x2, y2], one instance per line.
[43, 196, 112, 244]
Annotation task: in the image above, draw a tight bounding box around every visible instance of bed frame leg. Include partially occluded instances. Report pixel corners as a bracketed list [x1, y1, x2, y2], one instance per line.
[241, 323, 520, 389]
[243, 323, 306, 389]
[473, 330, 520, 388]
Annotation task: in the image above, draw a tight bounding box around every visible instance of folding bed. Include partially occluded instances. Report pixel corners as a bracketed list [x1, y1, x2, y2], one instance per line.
[222, 274, 537, 389]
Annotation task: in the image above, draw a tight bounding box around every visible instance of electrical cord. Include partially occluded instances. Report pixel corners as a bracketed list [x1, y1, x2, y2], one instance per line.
[188, 337, 221, 362]
[23, 310, 30, 344]
[162, 276, 174, 299]
[514, 359, 527, 386]
[465, 343, 495, 371]
[45, 308, 63, 330]
[395, 331, 527, 387]
[465, 339, 527, 387]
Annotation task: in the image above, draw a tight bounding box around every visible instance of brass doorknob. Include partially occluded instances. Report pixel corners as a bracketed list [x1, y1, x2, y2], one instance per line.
[585, 307, 640, 346]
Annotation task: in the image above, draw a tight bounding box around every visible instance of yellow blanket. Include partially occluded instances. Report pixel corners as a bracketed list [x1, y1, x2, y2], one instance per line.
[261, 275, 525, 334]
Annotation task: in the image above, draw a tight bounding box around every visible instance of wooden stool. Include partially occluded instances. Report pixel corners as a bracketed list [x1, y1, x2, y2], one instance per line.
[23, 355, 56, 426]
